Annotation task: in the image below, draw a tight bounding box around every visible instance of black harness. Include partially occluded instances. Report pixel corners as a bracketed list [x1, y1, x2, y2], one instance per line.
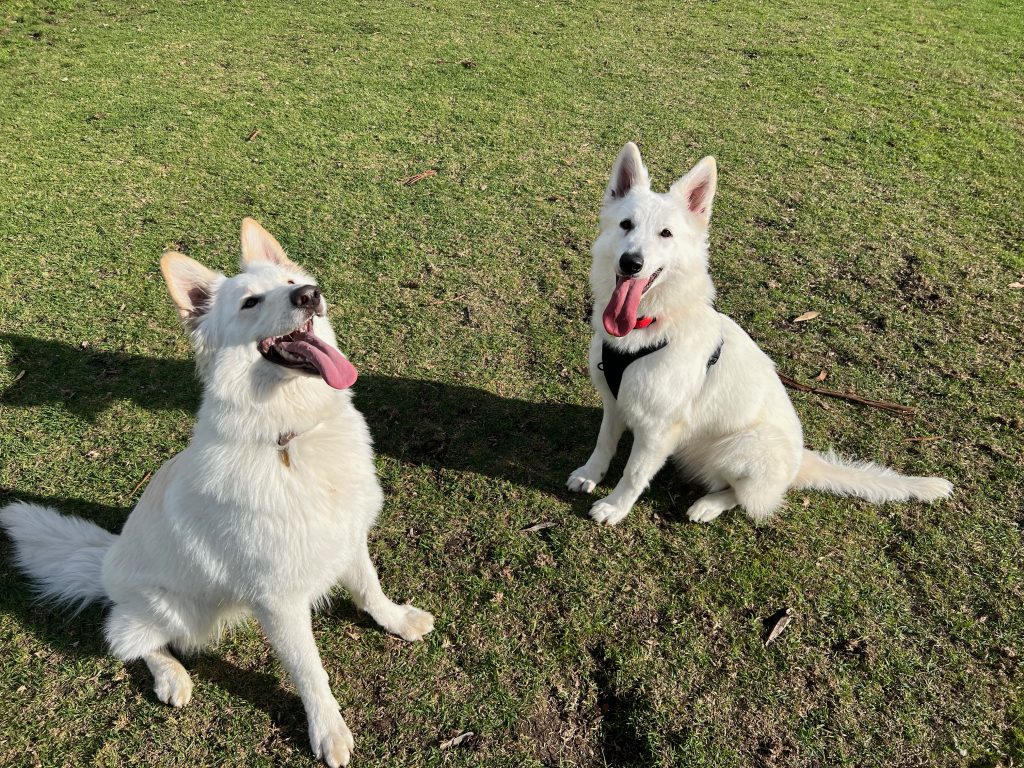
[599, 338, 723, 400]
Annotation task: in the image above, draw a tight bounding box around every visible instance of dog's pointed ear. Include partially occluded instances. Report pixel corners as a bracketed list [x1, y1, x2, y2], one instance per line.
[670, 156, 718, 226]
[240, 218, 302, 271]
[161, 252, 221, 327]
[605, 142, 650, 203]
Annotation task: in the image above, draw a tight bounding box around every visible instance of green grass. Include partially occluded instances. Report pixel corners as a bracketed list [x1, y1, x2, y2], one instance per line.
[1, 0, 1022, 765]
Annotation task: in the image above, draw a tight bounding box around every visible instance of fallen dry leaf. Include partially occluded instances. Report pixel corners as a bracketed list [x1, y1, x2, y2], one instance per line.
[814, 370, 827, 382]
[439, 731, 474, 750]
[12, 369, 25, 384]
[1009, 281, 1023, 289]
[521, 521, 555, 533]
[245, 128, 260, 142]
[794, 311, 820, 323]
[401, 169, 437, 186]
[764, 607, 793, 646]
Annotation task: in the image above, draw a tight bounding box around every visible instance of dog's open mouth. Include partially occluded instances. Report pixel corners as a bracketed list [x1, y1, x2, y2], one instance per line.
[258, 318, 358, 391]
[602, 268, 663, 337]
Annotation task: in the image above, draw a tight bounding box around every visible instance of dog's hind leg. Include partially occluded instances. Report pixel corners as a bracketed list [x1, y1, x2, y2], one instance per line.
[104, 604, 193, 707]
[685, 427, 796, 525]
[568, 398, 625, 494]
[732, 476, 788, 524]
[686, 489, 739, 523]
[340, 544, 434, 642]
[686, 479, 786, 525]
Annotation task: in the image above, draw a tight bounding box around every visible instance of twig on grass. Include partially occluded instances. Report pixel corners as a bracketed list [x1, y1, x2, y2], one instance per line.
[401, 169, 437, 186]
[777, 372, 916, 416]
[127, 471, 152, 500]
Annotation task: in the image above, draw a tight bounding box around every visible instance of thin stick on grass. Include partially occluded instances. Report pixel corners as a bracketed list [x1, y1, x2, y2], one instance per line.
[777, 372, 916, 416]
[127, 471, 152, 500]
[400, 169, 437, 186]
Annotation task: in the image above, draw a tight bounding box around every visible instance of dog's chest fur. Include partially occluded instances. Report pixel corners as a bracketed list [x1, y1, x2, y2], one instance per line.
[589, 328, 721, 431]
[111, 391, 384, 604]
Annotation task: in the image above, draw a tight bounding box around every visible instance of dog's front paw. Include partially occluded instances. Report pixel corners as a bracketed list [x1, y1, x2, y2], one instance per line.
[309, 710, 354, 768]
[391, 604, 435, 642]
[589, 499, 630, 526]
[152, 664, 193, 708]
[567, 465, 603, 494]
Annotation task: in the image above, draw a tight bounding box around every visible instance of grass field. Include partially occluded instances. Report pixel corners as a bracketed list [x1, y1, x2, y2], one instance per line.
[1, 0, 1022, 766]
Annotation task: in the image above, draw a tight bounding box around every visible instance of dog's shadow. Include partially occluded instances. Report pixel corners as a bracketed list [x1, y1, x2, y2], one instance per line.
[2, 333, 697, 737]
[0, 332, 603, 492]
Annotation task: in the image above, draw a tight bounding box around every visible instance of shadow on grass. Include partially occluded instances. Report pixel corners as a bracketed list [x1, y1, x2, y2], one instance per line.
[590, 642, 658, 767]
[0, 333, 600, 493]
[1, 334, 701, 752]
[0, 335, 604, 660]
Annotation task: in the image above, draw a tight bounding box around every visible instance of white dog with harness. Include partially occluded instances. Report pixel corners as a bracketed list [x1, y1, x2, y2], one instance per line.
[568, 143, 952, 525]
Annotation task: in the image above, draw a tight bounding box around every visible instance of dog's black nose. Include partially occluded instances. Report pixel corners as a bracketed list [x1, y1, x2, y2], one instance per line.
[290, 284, 321, 309]
[619, 251, 644, 275]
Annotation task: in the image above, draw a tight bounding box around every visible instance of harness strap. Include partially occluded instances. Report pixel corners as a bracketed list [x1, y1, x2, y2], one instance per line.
[706, 340, 723, 368]
[599, 339, 723, 400]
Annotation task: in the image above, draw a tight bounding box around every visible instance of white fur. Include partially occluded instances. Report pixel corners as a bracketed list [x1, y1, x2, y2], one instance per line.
[568, 143, 953, 525]
[0, 219, 433, 767]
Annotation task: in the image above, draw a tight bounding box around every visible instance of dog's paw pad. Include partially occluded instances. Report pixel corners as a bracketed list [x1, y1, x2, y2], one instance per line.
[393, 605, 435, 642]
[589, 500, 628, 526]
[567, 466, 601, 493]
[153, 667, 193, 708]
[312, 714, 354, 768]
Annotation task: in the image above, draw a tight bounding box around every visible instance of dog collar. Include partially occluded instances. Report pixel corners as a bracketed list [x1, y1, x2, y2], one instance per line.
[634, 316, 656, 329]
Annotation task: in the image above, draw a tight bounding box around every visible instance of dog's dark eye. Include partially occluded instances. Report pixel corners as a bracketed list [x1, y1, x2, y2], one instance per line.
[241, 296, 261, 310]
[620, 219, 634, 231]
[660, 228, 673, 238]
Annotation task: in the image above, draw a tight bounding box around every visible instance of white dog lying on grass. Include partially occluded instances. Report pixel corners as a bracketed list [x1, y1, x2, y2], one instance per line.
[1, 219, 433, 767]
[568, 143, 952, 525]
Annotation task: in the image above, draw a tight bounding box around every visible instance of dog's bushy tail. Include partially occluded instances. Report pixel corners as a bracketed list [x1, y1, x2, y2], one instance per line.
[0, 502, 116, 612]
[794, 450, 952, 504]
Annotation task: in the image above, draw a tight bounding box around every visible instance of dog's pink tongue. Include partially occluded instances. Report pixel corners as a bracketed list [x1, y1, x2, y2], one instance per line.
[287, 336, 358, 390]
[602, 277, 646, 337]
